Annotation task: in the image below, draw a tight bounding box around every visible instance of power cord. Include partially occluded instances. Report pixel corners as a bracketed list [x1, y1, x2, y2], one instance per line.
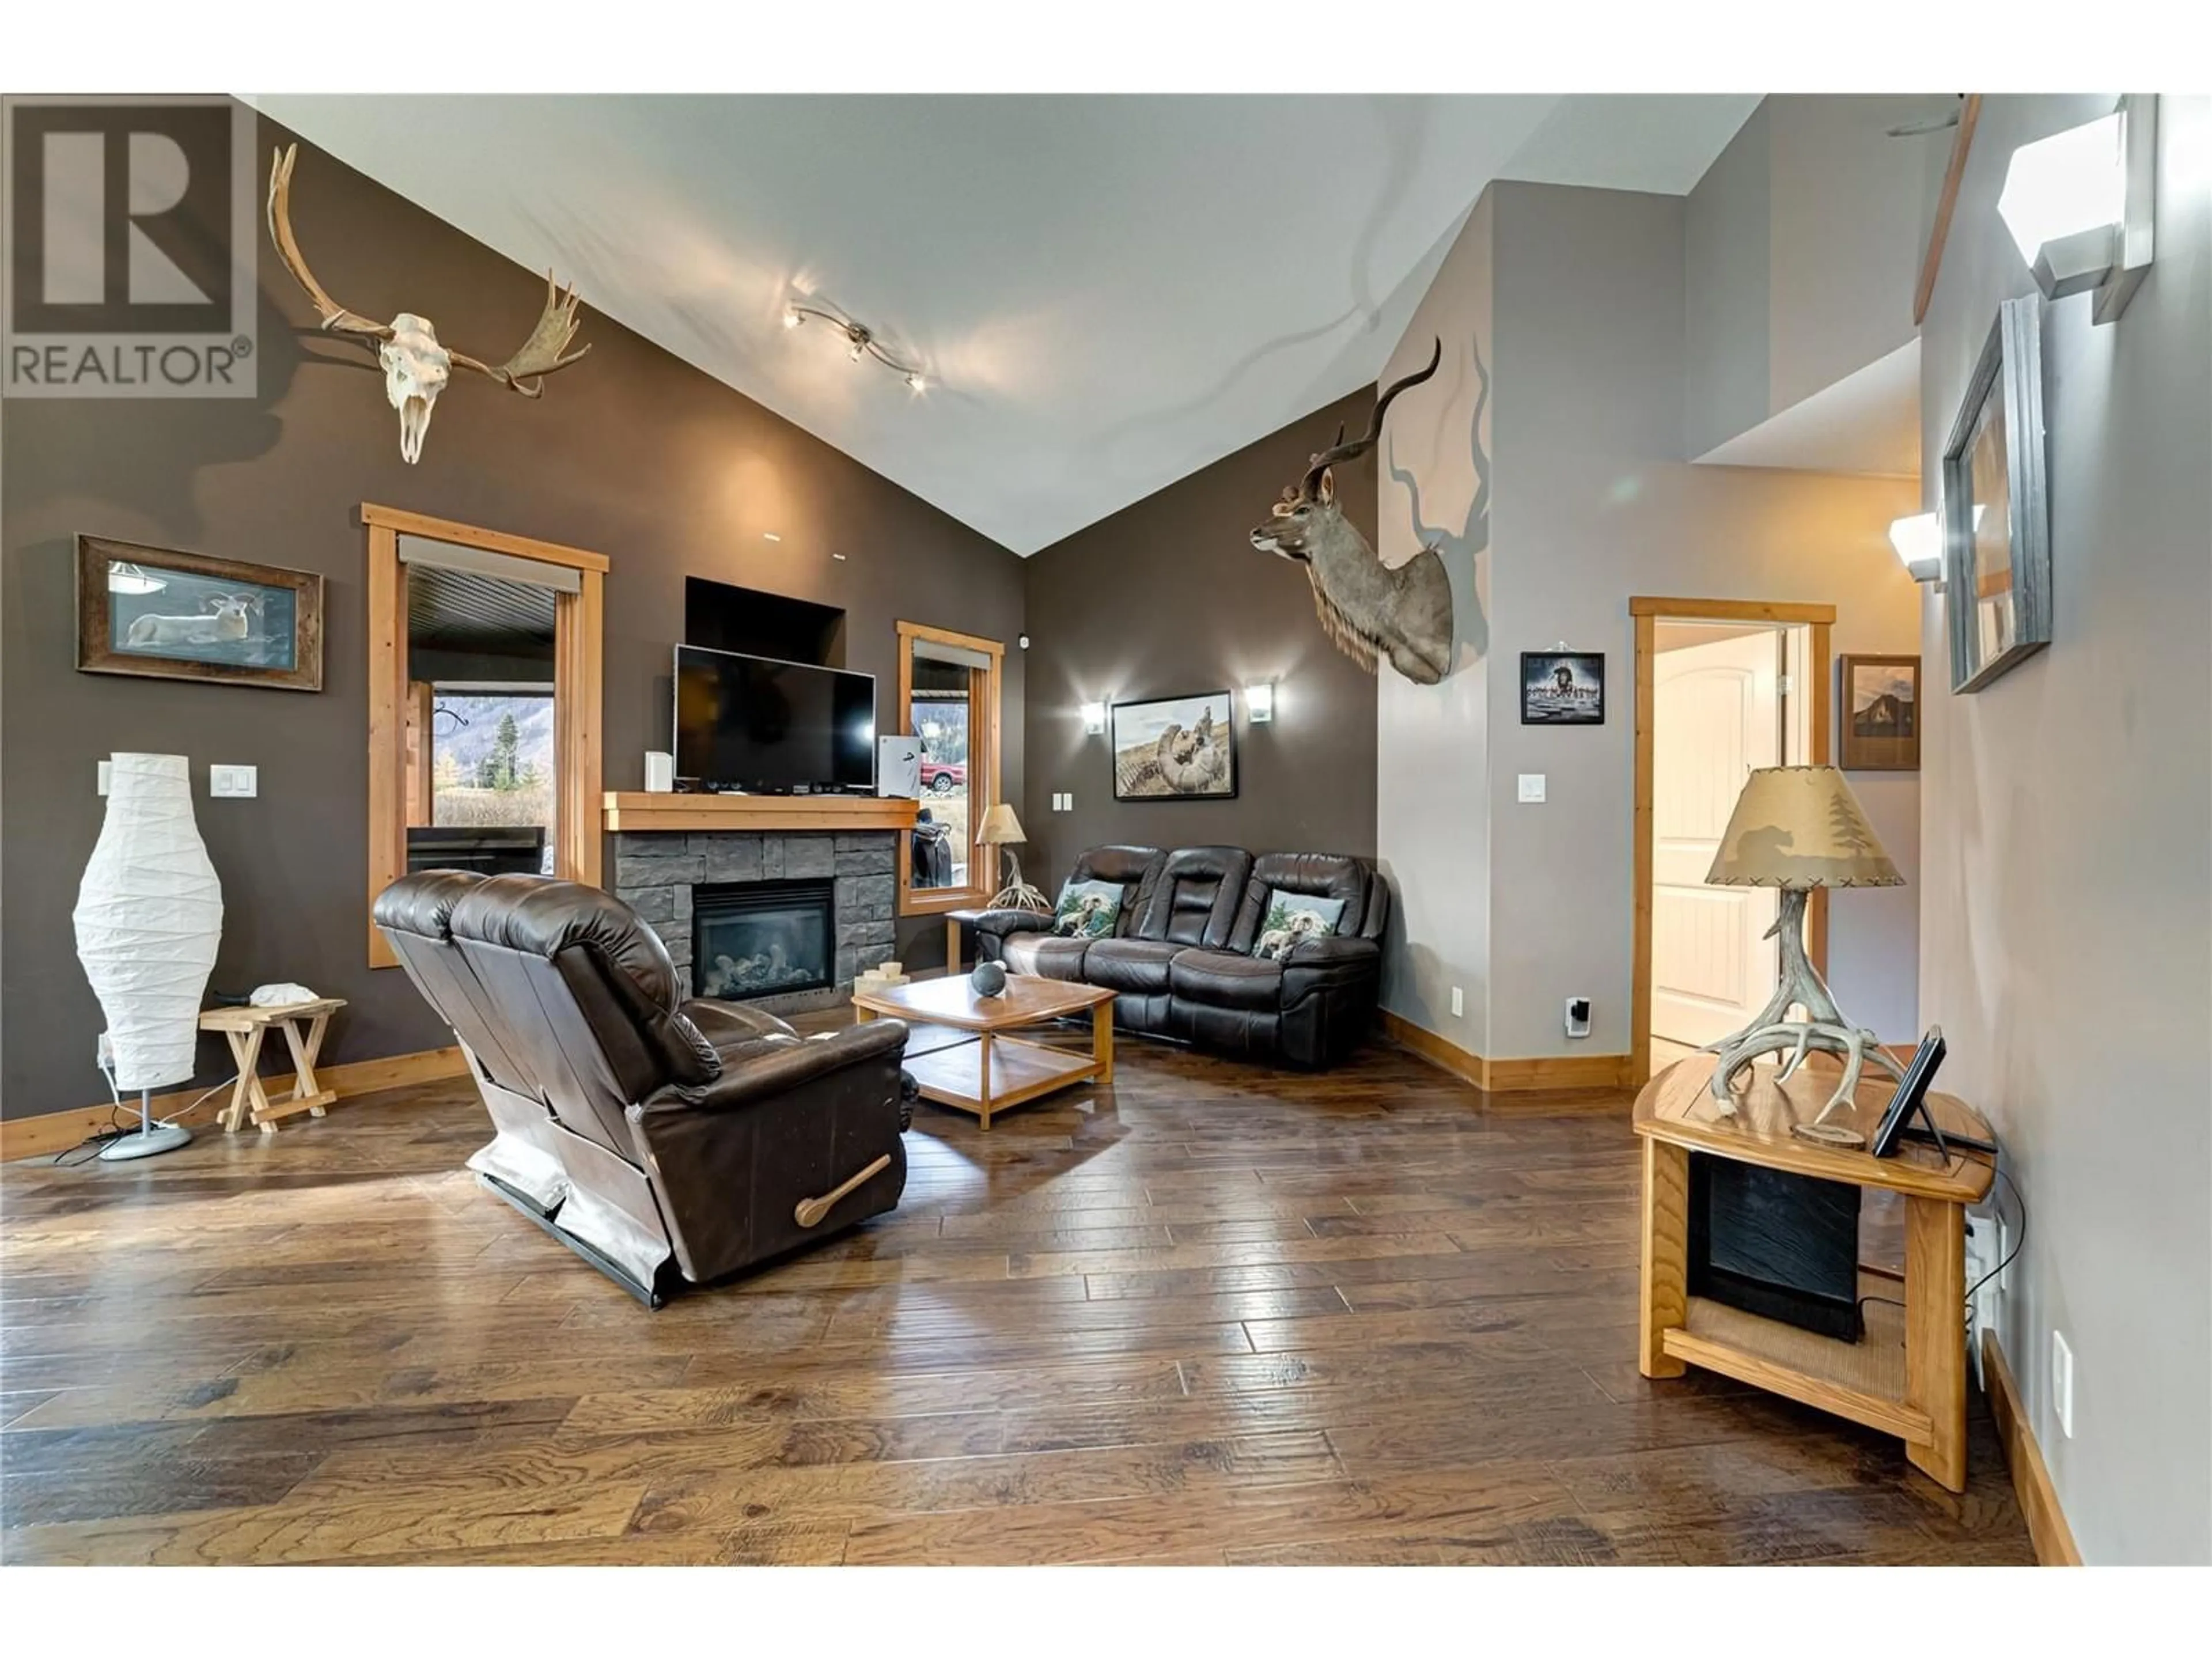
[1964, 1161, 2025, 1309]
[55, 1066, 240, 1167]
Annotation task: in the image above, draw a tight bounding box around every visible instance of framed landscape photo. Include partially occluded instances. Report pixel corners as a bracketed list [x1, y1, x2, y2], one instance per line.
[1840, 654, 1920, 770]
[1941, 293, 2051, 694]
[1520, 651, 1604, 725]
[77, 536, 324, 692]
[1111, 690, 1236, 801]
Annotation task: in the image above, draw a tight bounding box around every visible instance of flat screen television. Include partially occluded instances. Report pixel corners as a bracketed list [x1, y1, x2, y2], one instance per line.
[673, 645, 876, 793]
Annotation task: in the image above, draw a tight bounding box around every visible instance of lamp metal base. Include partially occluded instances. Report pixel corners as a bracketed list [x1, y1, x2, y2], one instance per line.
[97, 1122, 192, 1162]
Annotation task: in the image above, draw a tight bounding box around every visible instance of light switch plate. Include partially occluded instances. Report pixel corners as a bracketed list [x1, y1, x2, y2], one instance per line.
[1449, 986, 1464, 1018]
[2052, 1330, 2075, 1438]
[97, 760, 111, 796]
[1517, 774, 1547, 804]
[210, 764, 258, 798]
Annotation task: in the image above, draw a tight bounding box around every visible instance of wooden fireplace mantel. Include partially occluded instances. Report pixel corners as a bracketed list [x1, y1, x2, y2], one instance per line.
[602, 792, 919, 835]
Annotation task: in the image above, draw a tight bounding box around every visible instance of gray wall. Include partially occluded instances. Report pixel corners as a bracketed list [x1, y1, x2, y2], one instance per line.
[1917, 94, 2211, 1563]
[1376, 194, 1495, 1052]
[1378, 179, 1924, 1062]
[1, 109, 1025, 1121]
[1685, 96, 1935, 458]
[1021, 391, 1380, 882]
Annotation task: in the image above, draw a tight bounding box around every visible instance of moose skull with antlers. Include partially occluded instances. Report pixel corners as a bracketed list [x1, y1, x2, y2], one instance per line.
[1249, 338, 1453, 685]
[266, 145, 590, 463]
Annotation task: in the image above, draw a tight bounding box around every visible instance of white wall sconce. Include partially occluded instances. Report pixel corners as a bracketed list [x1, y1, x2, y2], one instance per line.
[1888, 512, 1944, 583]
[1245, 682, 1275, 724]
[1998, 96, 2156, 325]
[1080, 702, 1107, 736]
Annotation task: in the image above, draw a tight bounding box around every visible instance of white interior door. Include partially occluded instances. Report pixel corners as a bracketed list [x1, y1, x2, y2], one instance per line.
[1652, 630, 1782, 1047]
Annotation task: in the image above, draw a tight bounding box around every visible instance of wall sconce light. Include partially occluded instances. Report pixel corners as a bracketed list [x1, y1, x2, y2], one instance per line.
[1080, 702, 1107, 736]
[1245, 682, 1275, 724]
[1888, 512, 1944, 584]
[1997, 95, 2156, 324]
[782, 297, 929, 391]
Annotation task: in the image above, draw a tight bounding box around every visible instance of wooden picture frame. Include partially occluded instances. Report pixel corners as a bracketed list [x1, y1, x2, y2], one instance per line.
[1942, 293, 2050, 693]
[1839, 654, 1921, 771]
[77, 536, 324, 692]
[1520, 650, 1605, 725]
[1111, 690, 1237, 801]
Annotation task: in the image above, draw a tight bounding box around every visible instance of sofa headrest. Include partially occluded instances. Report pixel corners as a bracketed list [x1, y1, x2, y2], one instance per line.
[373, 869, 486, 941]
[1073, 846, 1163, 887]
[1232, 852, 1375, 948]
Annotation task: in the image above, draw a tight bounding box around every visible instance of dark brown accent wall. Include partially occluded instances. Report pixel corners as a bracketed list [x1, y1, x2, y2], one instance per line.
[0, 111, 1025, 1121]
[1021, 390, 1379, 883]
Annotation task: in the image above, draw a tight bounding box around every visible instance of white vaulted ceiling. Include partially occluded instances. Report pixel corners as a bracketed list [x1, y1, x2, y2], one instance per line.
[251, 94, 1758, 554]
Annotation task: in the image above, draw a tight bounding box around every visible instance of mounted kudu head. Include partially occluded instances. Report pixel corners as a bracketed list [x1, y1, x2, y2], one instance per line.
[1249, 338, 1453, 684]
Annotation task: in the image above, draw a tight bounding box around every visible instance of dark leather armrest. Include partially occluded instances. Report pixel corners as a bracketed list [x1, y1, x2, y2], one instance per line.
[679, 998, 799, 1050]
[1282, 934, 1381, 993]
[973, 907, 1056, 943]
[634, 1018, 910, 1115]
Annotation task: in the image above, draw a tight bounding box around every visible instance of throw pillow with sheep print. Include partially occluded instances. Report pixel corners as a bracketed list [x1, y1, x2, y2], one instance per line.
[1052, 879, 1123, 939]
[1252, 892, 1346, 960]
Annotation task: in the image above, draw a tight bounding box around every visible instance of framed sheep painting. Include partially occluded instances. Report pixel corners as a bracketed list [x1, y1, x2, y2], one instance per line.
[1111, 690, 1237, 801]
[77, 536, 324, 692]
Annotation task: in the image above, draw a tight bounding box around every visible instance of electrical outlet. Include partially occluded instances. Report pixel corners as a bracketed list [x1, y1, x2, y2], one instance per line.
[1517, 773, 1547, 804]
[1564, 997, 1592, 1039]
[210, 764, 257, 798]
[2052, 1330, 2075, 1438]
[96, 1031, 113, 1070]
[1449, 986, 1464, 1018]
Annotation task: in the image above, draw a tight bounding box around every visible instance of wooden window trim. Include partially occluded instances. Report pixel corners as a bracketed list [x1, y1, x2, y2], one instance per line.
[1631, 597, 1834, 1086]
[895, 619, 1005, 918]
[365, 507, 604, 968]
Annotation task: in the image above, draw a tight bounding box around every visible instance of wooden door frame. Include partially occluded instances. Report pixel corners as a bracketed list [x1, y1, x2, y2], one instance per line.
[363, 503, 607, 968]
[1630, 596, 1834, 1084]
[894, 619, 1005, 918]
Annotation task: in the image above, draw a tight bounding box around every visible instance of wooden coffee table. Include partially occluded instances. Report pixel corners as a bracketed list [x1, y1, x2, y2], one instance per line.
[851, 973, 1114, 1130]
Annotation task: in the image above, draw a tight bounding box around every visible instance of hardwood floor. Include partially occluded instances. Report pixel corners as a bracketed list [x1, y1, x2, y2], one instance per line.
[0, 1024, 2034, 1566]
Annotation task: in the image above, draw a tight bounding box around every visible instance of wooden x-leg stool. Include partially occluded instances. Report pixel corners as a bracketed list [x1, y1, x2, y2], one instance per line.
[197, 999, 346, 1134]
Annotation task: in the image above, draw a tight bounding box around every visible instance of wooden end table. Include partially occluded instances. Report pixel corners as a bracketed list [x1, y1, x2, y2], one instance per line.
[198, 998, 347, 1135]
[1633, 1056, 1995, 1492]
[851, 973, 1113, 1131]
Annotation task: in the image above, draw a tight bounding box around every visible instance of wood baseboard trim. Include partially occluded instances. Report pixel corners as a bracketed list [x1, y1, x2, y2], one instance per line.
[1380, 1012, 1634, 1093]
[1981, 1328, 2082, 1565]
[1, 1046, 468, 1164]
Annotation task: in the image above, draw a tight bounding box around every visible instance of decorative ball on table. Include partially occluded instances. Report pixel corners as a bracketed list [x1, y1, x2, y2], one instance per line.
[969, 961, 1008, 998]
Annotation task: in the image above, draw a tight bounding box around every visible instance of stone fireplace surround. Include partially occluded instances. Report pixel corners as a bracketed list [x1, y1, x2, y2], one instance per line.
[611, 830, 897, 1012]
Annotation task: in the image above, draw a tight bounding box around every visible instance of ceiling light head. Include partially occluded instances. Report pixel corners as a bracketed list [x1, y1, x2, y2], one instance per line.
[1997, 97, 2157, 323]
[905, 372, 926, 393]
[781, 307, 802, 329]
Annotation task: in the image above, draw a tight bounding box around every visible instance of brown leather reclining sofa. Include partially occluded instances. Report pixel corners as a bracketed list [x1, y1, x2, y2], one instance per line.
[374, 871, 911, 1305]
[972, 847, 1389, 1069]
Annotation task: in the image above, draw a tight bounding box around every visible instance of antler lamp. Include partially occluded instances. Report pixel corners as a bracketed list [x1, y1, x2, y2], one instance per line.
[1703, 766, 1906, 1119]
[979, 804, 1048, 913]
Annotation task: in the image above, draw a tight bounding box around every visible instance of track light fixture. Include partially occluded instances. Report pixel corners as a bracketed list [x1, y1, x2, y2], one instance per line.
[781, 298, 927, 392]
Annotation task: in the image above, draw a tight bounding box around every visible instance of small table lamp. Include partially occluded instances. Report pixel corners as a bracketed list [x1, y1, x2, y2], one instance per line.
[979, 803, 1049, 912]
[1703, 765, 1906, 1119]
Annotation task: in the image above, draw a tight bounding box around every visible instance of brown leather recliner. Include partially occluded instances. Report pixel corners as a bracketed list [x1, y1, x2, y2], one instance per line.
[374, 872, 911, 1305]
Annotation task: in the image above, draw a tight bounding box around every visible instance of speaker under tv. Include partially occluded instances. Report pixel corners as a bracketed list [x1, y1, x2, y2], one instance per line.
[1689, 1156, 1863, 1343]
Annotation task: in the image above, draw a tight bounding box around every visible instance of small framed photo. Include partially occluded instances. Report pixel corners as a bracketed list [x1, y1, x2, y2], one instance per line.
[1941, 293, 2051, 693]
[1840, 654, 1920, 771]
[1111, 690, 1236, 800]
[1520, 651, 1604, 725]
[77, 536, 324, 693]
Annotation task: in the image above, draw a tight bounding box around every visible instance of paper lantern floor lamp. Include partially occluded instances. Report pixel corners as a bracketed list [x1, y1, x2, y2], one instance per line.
[1702, 765, 1905, 1119]
[74, 753, 224, 1161]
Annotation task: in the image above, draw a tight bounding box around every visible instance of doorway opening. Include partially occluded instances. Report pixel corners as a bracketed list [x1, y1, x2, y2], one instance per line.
[364, 505, 606, 968]
[1631, 597, 1835, 1085]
